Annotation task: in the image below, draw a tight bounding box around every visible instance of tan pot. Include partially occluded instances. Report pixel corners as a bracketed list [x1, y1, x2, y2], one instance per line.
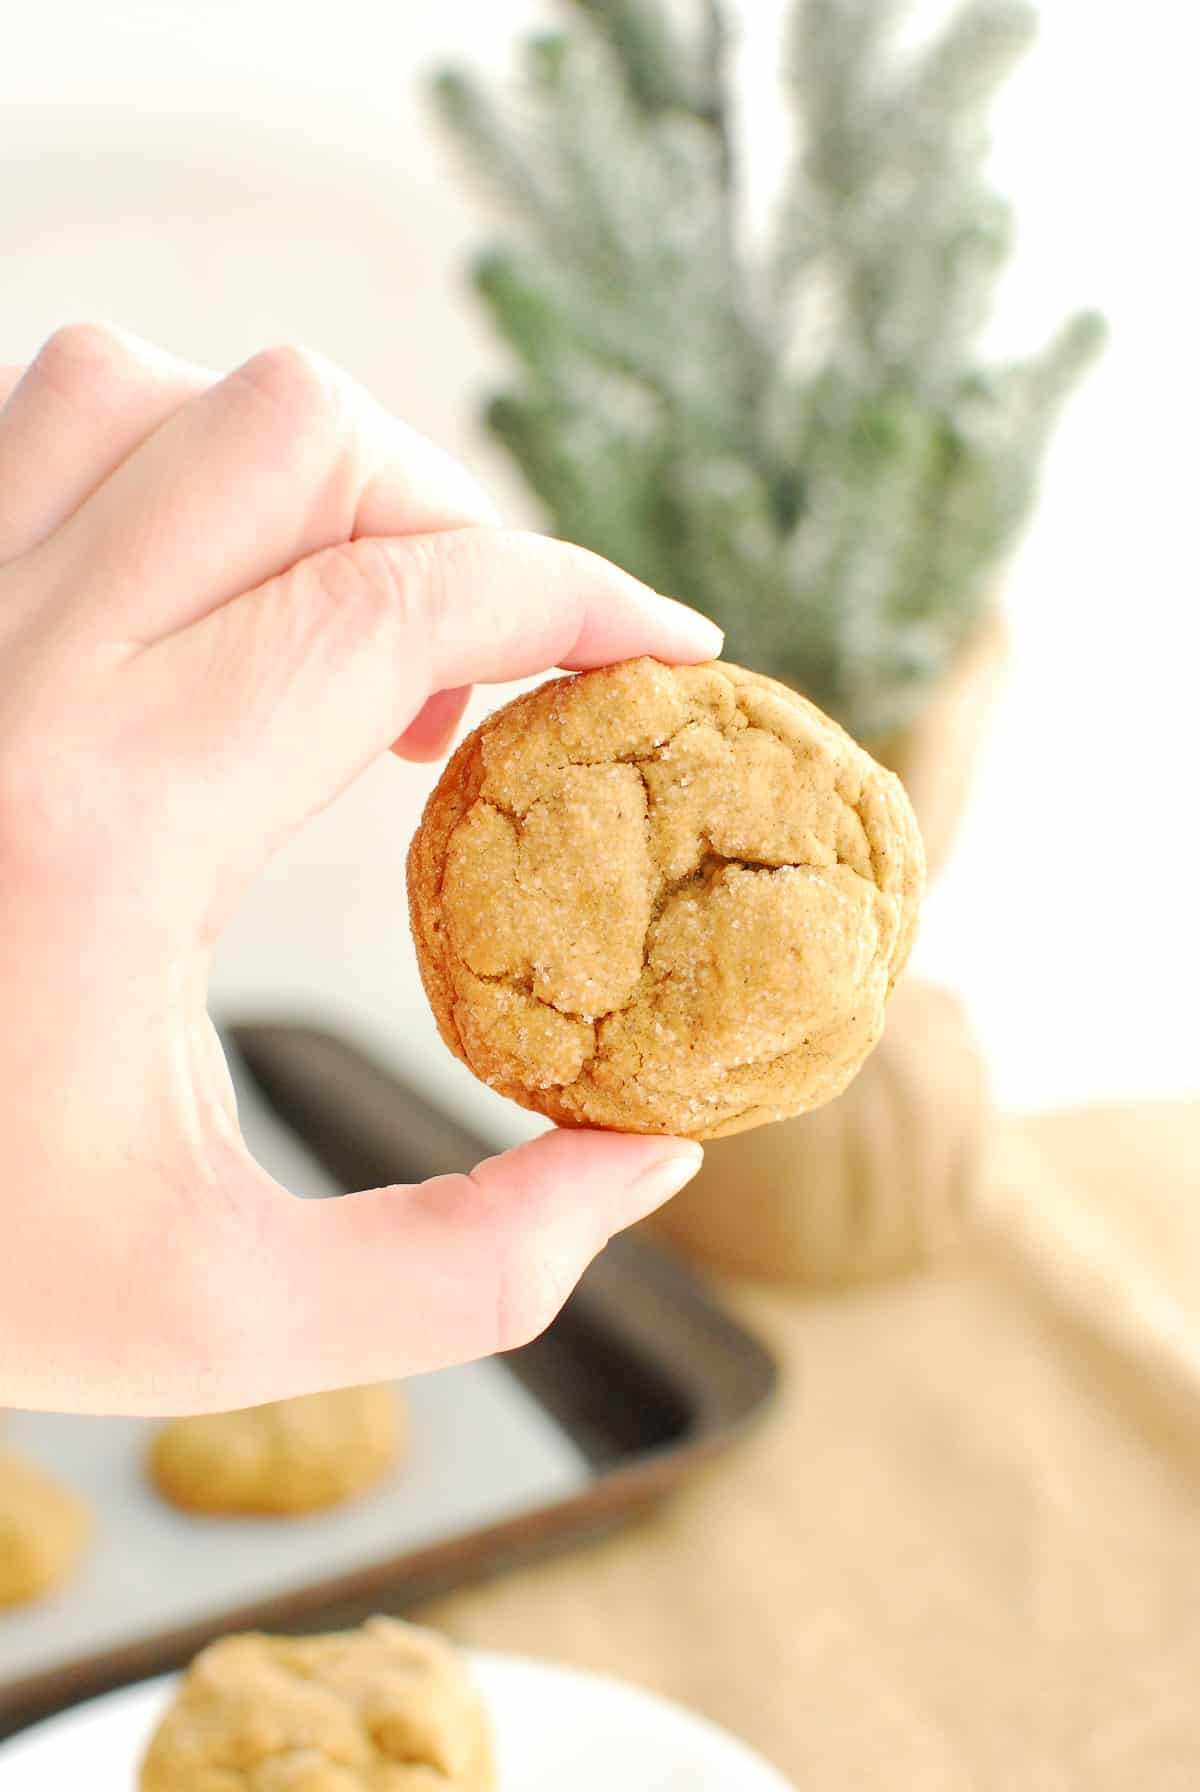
[868, 609, 1009, 881]
[644, 615, 1007, 1287]
[645, 978, 992, 1287]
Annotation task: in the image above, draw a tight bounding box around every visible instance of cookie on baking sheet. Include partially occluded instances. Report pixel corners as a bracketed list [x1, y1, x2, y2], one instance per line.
[148, 1385, 402, 1517]
[0, 1450, 90, 1608]
[408, 656, 924, 1140]
[139, 1617, 494, 1791]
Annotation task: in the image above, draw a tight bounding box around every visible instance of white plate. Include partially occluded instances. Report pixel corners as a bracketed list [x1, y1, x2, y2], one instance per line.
[1, 1652, 794, 1789]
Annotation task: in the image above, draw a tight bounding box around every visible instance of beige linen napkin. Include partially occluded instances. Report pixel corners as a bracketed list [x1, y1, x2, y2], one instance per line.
[422, 1100, 1200, 1790]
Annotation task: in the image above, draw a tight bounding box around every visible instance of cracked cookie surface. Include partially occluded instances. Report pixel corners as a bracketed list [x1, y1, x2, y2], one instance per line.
[148, 1387, 403, 1517]
[139, 1618, 493, 1791]
[408, 658, 924, 1140]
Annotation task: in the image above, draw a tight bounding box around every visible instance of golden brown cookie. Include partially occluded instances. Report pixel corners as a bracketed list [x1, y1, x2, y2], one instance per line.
[408, 657, 924, 1139]
[0, 1450, 91, 1608]
[139, 1617, 494, 1791]
[148, 1387, 402, 1517]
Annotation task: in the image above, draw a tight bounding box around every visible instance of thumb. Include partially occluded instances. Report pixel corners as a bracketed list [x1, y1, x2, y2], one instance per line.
[195, 1129, 703, 1408]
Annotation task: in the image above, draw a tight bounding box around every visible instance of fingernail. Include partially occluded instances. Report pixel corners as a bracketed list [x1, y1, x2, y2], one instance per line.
[624, 1142, 705, 1221]
[657, 594, 724, 660]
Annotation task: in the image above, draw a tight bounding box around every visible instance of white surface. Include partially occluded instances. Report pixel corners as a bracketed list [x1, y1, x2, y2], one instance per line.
[0, 2, 1196, 1114]
[0, 1655, 797, 1790]
[0, 1373, 589, 1689]
[0, 1041, 589, 1689]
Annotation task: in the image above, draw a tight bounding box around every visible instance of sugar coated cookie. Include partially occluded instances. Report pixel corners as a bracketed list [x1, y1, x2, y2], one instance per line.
[139, 1617, 494, 1790]
[148, 1386, 402, 1517]
[0, 1450, 90, 1608]
[408, 657, 923, 1139]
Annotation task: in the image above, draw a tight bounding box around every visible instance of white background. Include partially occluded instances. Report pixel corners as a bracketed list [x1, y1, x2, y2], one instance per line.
[0, 1, 1196, 1137]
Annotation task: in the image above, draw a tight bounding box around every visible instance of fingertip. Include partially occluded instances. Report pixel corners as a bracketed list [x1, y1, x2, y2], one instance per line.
[552, 545, 724, 669]
[618, 1139, 705, 1222]
[516, 1126, 704, 1225]
[392, 738, 450, 764]
[653, 595, 724, 663]
[391, 685, 473, 761]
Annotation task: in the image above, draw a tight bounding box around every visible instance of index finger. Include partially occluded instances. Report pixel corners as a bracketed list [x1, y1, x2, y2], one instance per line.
[134, 527, 723, 930]
[25, 343, 501, 646]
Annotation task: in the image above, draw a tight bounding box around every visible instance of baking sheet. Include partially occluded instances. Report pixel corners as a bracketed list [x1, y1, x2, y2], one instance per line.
[0, 1034, 591, 1686]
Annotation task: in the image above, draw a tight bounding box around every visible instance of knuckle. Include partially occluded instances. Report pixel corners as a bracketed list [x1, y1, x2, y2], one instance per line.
[306, 536, 438, 643]
[417, 1164, 573, 1357]
[34, 320, 132, 393]
[384, 534, 446, 638]
[492, 1242, 572, 1353]
[233, 342, 337, 426]
[476, 1184, 575, 1354]
[305, 538, 376, 615]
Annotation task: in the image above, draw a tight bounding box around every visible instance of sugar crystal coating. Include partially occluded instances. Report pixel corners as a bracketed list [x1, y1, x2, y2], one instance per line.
[408, 658, 924, 1140]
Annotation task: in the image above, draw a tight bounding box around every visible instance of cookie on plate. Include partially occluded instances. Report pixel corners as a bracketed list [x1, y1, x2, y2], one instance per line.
[0, 1450, 91, 1608]
[139, 1617, 494, 1791]
[148, 1386, 402, 1517]
[408, 656, 924, 1139]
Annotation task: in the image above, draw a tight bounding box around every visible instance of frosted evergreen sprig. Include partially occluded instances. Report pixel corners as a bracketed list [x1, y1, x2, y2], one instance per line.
[433, 0, 1103, 743]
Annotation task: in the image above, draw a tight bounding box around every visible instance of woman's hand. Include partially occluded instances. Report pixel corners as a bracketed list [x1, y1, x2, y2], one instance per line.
[0, 324, 720, 1414]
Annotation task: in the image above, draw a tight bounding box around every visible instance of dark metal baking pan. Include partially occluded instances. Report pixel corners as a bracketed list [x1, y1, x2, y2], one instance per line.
[0, 1021, 777, 1738]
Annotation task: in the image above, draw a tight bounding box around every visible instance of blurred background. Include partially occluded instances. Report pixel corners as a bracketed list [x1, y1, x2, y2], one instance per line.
[4, 7, 1200, 1777]
[1, 0, 1195, 1148]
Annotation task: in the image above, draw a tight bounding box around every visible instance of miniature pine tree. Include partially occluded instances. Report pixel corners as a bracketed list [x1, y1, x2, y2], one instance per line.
[434, 0, 1102, 743]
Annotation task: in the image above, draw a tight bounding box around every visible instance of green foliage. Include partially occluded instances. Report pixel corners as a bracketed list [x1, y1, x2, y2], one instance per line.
[433, 0, 1103, 742]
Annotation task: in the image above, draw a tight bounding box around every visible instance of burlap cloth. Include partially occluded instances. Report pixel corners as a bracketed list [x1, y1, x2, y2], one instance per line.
[421, 1100, 1200, 1789]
